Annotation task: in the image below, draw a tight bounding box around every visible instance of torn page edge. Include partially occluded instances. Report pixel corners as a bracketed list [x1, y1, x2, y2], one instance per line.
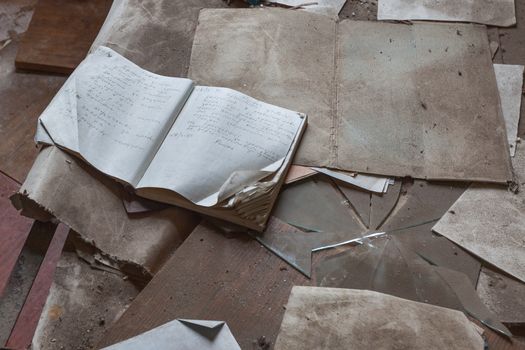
[10, 191, 154, 281]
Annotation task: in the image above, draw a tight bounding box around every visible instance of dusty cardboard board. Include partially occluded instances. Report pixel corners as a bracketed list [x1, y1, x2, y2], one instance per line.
[11, 147, 200, 278]
[274, 287, 484, 350]
[477, 267, 525, 327]
[494, 64, 524, 157]
[190, 9, 513, 183]
[377, 0, 516, 27]
[433, 146, 525, 283]
[32, 251, 140, 350]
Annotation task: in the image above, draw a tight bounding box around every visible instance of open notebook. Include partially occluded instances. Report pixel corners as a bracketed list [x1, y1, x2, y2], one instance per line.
[36, 46, 307, 231]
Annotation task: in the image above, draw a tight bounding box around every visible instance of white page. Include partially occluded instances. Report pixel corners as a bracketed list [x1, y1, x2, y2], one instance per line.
[39, 46, 194, 186]
[138, 86, 305, 207]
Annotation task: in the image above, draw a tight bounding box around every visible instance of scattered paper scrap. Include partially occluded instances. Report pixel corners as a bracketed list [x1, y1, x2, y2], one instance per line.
[101, 319, 240, 350]
[378, 0, 516, 27]
[275, 287, 484, 350]
[312, 167, 393, 193]
[269, 0, 347, 18]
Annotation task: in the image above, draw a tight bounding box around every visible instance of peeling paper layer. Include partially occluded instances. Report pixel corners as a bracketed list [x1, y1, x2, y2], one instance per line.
[275, 287, 484, 350]
[378, 0, 516, 27]
[11, 146, 200, 278]
[102, 319, 241, 350]
[312, 167, 393, 193]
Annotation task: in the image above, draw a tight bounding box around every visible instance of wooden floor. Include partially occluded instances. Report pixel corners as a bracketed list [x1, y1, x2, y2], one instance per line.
[98, 223, 525, 350]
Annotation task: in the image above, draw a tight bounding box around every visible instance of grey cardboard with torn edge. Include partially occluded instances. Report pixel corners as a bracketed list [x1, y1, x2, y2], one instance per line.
[90, 0, 231, 77]
[11, 146, 200, 279]
[190, 9, 513, 183]
[494, 64, 524, 157]
[433, 146, 525, 283]
[378, 0, 516, 27]
[275, 287, 484, 350]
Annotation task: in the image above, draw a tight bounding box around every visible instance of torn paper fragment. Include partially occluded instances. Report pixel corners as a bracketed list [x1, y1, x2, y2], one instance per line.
[494, 64, 524, 157]
[315, 234, 510, 336]
[101, 319, 241, 350]
[311, 167, 393, 193]
[11, 146, 200, 278]
[269, 0, 346, 17]
[284, 165, 316, 184]
[433, 147, 525, 283]
[275, 287, 484, 350]
[378, 0, 516, 27]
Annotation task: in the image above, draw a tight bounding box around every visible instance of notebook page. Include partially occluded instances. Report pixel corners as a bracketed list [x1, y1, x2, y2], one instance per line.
[137, 86, 305, 207]
[38, 46, 194, 186]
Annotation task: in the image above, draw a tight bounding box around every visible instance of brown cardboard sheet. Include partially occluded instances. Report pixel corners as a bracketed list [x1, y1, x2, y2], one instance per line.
[190, 9, 513, 182]
[377, 0, 516, 27]
[11, 147, 200, 278]
[433, 146, 525, 283]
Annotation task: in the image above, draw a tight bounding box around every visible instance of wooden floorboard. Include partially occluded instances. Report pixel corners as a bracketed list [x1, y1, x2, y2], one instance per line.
[5, 224, 69, 350]
[14, 0, 112, 74]
[98, 223, 310, 349]
[0, 172, 33, 297]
